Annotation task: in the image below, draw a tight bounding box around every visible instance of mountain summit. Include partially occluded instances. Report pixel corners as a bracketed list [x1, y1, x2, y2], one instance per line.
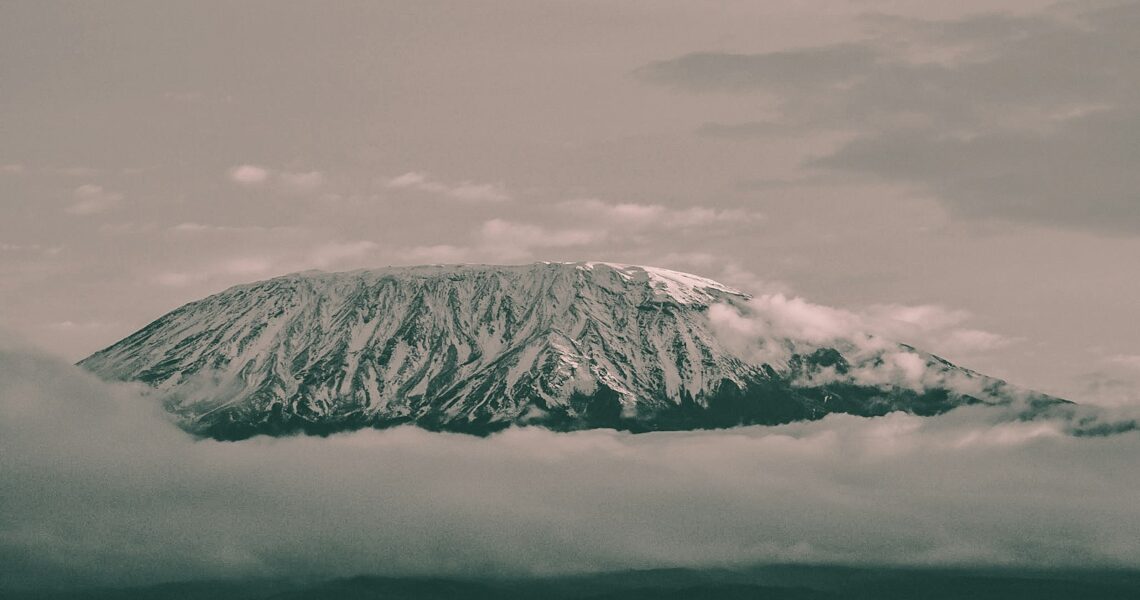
[80, 262, 1052, 438]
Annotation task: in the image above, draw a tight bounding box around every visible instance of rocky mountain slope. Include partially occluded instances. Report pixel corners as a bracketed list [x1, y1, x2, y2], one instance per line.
[79, 262, 1055, 438]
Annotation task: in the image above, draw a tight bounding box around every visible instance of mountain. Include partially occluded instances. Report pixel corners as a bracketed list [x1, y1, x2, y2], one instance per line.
[79, 262, 1056, 439]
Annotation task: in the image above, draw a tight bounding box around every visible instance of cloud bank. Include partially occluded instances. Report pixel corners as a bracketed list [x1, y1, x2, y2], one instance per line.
[709, 292, 1014, 374]
[2, 333, 1139, 592]
[638, 2, 1140, 233]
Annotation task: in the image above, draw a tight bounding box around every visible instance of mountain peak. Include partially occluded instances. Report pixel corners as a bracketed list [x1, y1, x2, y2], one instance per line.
[577, 262, 748, 304]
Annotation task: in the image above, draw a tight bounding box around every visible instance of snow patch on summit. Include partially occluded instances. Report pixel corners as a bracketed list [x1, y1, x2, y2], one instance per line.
[580, 262, 747, 305]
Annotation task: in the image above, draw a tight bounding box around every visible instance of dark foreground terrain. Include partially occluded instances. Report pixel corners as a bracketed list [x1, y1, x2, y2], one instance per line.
[10, 566, 1140, 600]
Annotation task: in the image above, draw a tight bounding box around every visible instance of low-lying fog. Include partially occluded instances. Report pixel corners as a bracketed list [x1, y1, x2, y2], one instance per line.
[2, 332, 1138, 591]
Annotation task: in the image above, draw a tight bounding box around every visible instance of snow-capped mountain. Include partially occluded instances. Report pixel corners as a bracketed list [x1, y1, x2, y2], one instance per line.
[79, 262, 1056, 438]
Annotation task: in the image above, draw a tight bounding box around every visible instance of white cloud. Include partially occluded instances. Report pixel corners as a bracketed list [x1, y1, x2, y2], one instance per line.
[559, 198, 761, 230]
[561, 199, 665, 226]
[723, 293, 866, 346]
[170, 222, 213, 233]
[45, 320, 116, 331]
[447, 181, 511, 203]
[309, 240, 379, 268]
[228, 165, 327, 194]
[863, 303, 969, 331]
[228, 164, 270, 185]
[168, 222, 301, 235]
[655, 251, 718, 267]
[65, 184, 124, 215]
[715, 263, 794, 297]
[97, 221, 158, 235]
[154, 271, 200, 287]
[398, 244, 474, 264]
[480, 218, 599, 248]
[220, 257, 274, 276]
[387, 171, 429, 188]
[1, 340, 1139, 589]
[0, 243, 64, 256]
[277, 170, 325, 193]
[394, 219, 602, 264]
[1071, 372, 1140, 409]
[386, 171, 510, 203]
[861, 303, 1014, 355]
[708, 293, 1015, 390]
[939, 328, 1010, 354]
[56, 166, 102, 177]
[476, 218, 602, 261]
[1110, 355, 1140, 370]
[154, 240, 379, 287]
[155, 256, 273, 287]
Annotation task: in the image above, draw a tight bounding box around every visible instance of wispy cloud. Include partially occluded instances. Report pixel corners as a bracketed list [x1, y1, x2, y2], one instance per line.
[228, 165, 325, 194]
[45, 319, 119, 331]
[397, 244, 474, 265]
[308, 240, 379, 268]
[228, 164, 270, 185]
[1072, 371, 1140, 409]
[637, 4, 1140, 233]
[695, 121, 786, 139]
[1110, 355, 1140, 370]
[168, 222, 300, 235]
[481, 218, 599, 248]
[0, 243, 64, 256]
[476, 219, 602, 261]
[386, 171, 510, 203]
[55, 166, 103, 177]
[155, 256, 274, 287]
[636, 44, 877, 94]
[392, 196, 760, 266]
[559, 198, 761, 230]
[277, 170, 324, 193]
[65, 184, 124, 215]
[397, 219, 601, 264]
[154, 240, 379, 287]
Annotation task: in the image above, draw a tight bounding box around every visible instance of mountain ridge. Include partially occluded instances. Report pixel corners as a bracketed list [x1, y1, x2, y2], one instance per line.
[79, 262, 1057, 438]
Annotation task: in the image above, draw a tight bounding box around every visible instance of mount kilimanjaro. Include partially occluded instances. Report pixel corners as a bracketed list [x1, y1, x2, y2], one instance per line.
[79, 262, 1058, 439]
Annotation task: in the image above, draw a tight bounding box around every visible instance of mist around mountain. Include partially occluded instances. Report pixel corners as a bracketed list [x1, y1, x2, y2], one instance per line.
[4, 325, 1140, 594]
[79, 262, 1064, 439]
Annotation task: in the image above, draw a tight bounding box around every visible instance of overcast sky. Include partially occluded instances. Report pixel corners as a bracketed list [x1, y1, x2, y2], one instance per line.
[2, 0, 1139, 407]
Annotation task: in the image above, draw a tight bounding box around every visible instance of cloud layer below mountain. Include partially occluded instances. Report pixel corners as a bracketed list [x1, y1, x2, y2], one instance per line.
[2, 333, 1138, 591]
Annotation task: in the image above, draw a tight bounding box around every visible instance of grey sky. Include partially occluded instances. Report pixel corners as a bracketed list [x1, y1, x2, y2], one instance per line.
[2, 0, 1138, 406]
